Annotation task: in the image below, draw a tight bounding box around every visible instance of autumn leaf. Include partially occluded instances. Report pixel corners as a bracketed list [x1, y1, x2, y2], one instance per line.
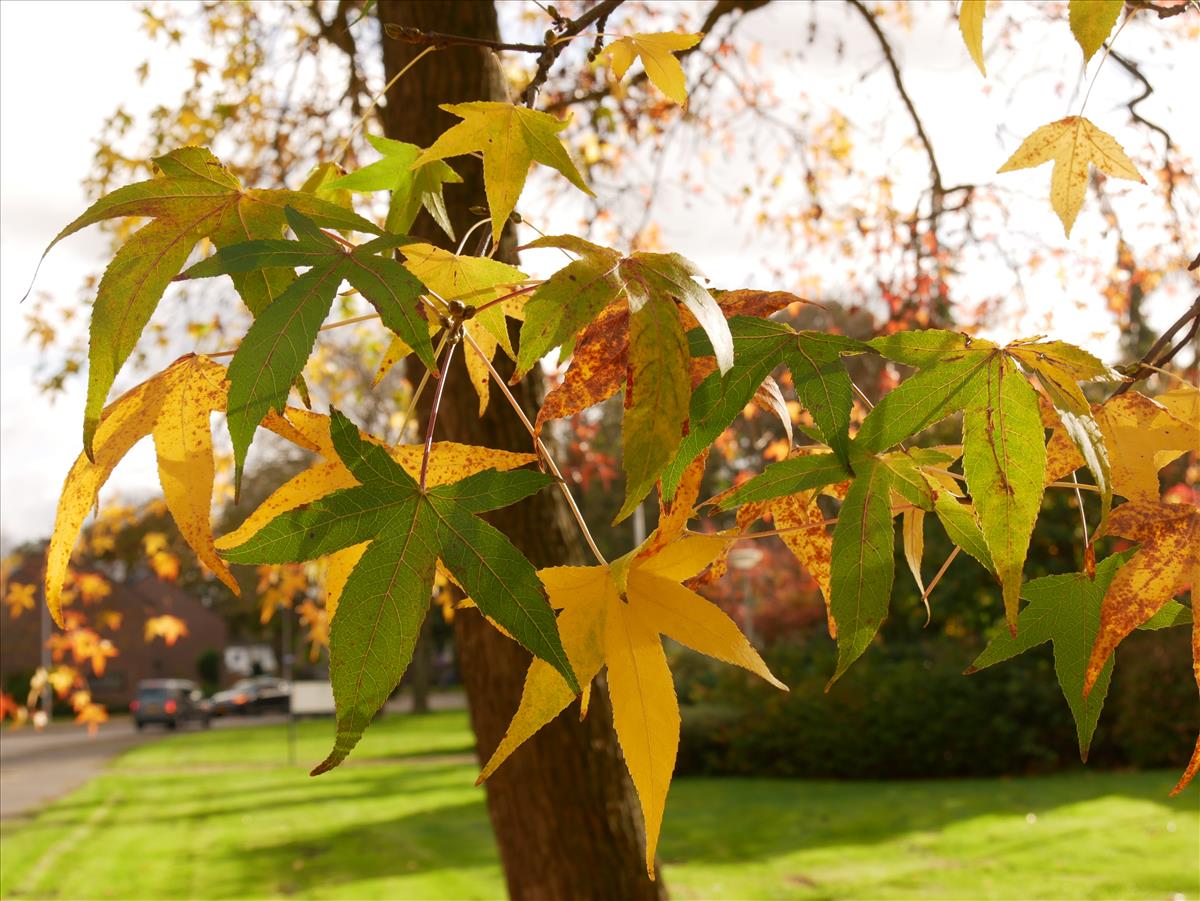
[144, 614, 189, 647]
[1069, 0, 1124, 63]
[1045, 390, 1198, 502]
[220, 410, 575, 773]
[478, 529, 783, 878]
[412, 102, 593, 243]
[1084, 501, 1198, 692]
[36, 146, 379, 455]
[998, 116, 1144, 237]
[215, 409, 538, 621]
[328, 133, 462, 237]
[1084, 500, 1199, 794]
[970, 551, 1134, 760]
[601, 32, 703, 104]
[44, 355, 322, 626]
[5, 583, 35, 618]
[400, 243, 531, 414]
[856, 332, 1051, 628]
[662, 320, 864, 495]
[180, 208, 434, 487]
[958, 0, 987, 76]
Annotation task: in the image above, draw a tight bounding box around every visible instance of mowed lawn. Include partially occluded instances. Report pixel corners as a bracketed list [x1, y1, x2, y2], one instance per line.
[1, 712, 1196, 900]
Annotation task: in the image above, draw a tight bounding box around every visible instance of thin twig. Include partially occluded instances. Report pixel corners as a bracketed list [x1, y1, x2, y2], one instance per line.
[922, 546, 960, 608]
[1114, 294, 1200, 394]
[460, 329, 607, 565]
[335, 45, 436, 164]
[419, 336, 459, 491]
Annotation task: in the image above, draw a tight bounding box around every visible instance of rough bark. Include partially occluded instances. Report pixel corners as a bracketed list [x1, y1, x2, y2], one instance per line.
[376, 2, 666, 897]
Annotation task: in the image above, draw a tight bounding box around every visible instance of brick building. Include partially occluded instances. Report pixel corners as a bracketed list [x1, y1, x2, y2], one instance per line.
[1, 556, 229, 707]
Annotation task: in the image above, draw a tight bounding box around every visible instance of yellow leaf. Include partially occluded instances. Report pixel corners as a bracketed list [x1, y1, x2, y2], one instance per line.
[1069, 0, 1124, 63]
[958, 0, 987, 76]
[601, 32, 703, 105]
[412, 102, 593, 243]
[153, 357, 238, 593]
[401, 244, 530, 413]
[46, 356, 343, 625]
[902, 507, 927, 597]
[769, 491, 837, 636]
[373, 335, 414, 387]
[323, 543, 367, 621]
[480, 535, 781, 877]
[605, 590, 678, 879]
[1045, 391, 1196, 499]
[998, 116, 1144, 237]
[144, 614, 189, 646]
[5, 583, 36, 618]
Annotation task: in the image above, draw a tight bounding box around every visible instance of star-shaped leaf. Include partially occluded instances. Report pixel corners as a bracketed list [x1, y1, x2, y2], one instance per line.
[43, 355, 324, 625]
[412, 102, 593, 244]
[970, 551, 1134, 760]
[476, 471, 784, 879]
[215, 407, 539, 621]
[1084, 500, 1199, 795]
[1045, 389, 1197, 502]
[998, 116, 1144, 237]
[36, 147, 380, 456]
[220, 410, 575, 773]
[180, 208, 434, 490]
[329, 134, 462, 238]
[661, 318, 864, 494]
[601, 32, 703, 104]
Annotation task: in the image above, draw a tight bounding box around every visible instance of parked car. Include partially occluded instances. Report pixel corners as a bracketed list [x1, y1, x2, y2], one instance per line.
[209, 676, 290, 716]
[130, 679, 211, 730]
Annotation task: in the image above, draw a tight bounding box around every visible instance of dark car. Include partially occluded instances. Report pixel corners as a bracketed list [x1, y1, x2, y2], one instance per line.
[209, 676, 290, 716]
[131, 679, 211, 730]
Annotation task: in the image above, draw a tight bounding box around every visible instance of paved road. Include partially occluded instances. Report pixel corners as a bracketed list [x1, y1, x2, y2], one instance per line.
[0, 692, 466, 822]
[0, 715, 286, 821]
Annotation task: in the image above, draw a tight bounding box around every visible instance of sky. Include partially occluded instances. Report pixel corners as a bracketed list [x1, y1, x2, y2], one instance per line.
[1, 0, 1197, 549]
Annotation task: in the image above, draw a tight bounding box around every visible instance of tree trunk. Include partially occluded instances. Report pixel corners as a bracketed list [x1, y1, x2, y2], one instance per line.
[376, 3, 667, 898]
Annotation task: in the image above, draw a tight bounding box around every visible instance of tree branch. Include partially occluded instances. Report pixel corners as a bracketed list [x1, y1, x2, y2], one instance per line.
[521, 0, 626, 106]
[544, 0, 769, 111]
[1113, 294, 1200, 394]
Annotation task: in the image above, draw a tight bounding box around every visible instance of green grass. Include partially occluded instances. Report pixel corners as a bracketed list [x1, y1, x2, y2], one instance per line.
[1, 711, 1196, 900]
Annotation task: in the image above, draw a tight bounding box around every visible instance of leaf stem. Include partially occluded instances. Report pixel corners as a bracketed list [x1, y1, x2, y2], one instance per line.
[336, 45, 437, 165]
[470, 282, 543, 317]
[460, 329, 608, 566]
[391, 332, 447, 444]
[419, 334, 459, 492]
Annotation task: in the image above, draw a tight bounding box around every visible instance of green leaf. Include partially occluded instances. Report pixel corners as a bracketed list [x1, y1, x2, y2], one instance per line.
[828, 458, 895, 683]
[1138, 601, 1192, 630]
[516, 239, 622, 375]
[38, 146, 380, 457]
[1011, 340, 1114, 522]
[867, 329, 987, 369]
[617, 292, 690, 523]
[969, 551, 1132, 760]
[222, 410, 575, 773]
[1069, 0, 1124, 63]
[715, 452, 850, 511]
[787, 332, 863, 467]
[329, 134, 462, 238]
[412, 102, 593, 243]
[661, 318, 798, 496]
[854, 351, 990, 453]
[962, 355, 1046, 628]
[183, 209, 434, 489]
[931, 491, 994, 573]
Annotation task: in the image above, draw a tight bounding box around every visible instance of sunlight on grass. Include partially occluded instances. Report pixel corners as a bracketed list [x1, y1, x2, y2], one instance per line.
[1, 711, 1196, 900]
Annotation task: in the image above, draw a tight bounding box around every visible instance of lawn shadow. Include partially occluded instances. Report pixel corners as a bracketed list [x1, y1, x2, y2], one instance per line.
[660, 769, 1196, 867]
[193, 799, 500, 899]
